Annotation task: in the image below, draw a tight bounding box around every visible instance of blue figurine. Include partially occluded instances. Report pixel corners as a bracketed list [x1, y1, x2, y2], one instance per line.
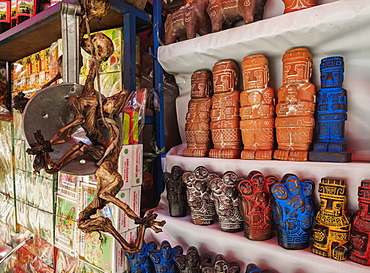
[245, 263, 273, 273]
[309, 56, 351, 162]
[149, 240, 183, 273]
[125, 241, 157, 273]
[271, 173, 315, 250]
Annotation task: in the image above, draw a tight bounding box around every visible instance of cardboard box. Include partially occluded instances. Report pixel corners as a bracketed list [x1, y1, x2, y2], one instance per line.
[118, 145, 134, 189]
[114, 189, 130, 233]
[128, 185, 141, 230]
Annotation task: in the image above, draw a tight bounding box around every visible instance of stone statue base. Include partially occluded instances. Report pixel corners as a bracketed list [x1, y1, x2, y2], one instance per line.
[183, 148, 210, 157]
[273, 149, 308, 161]
[209, 148, 241, 159]
[241, 149, 273, 160]
[309, 151, 352, 162]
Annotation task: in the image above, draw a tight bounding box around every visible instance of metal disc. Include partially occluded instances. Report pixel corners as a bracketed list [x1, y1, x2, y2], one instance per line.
[23, 83, 110, 175]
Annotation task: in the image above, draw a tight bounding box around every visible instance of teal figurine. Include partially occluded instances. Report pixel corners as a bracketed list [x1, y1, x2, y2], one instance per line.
[149, 240, 183, 272]
[309, 56, 351, 162]
[245, 263, 273, 273]
[271, 173, 315, 250]
[125, 241, 157, 273]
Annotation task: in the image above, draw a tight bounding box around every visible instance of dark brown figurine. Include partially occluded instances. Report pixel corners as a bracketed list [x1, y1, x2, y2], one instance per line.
[206, 0, 268, 32]
[209, 60, 242, 159]
[175, 246, 211, 273]
[182, 166, 220, 225]
[183, 70, 213, 157]
[201, 254, 240, 273]
[350, 180, 370, 265]
[209, 171, 243, 233]
[240, 54, 275, 160]
[164, 0, 211, 44]
[238, 171, 277, 240]
[163, 165, 188, 217]
[312, 178, 351, 261]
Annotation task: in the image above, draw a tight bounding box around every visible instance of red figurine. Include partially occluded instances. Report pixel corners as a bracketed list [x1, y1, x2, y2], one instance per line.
[350, 180, 370, 265]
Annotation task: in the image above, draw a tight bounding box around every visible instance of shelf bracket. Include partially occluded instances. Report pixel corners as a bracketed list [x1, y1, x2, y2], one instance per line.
[60, 2, 82, 84]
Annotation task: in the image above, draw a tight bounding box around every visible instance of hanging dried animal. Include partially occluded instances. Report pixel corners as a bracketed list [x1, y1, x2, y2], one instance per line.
[24, 0, 165, 254]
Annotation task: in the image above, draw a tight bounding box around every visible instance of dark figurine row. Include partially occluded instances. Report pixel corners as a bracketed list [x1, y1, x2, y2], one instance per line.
[183, 48, 351, 162]
[163, 165, 370, 266]
[125, 240, 272, 272]
[164, 0, 317, 44]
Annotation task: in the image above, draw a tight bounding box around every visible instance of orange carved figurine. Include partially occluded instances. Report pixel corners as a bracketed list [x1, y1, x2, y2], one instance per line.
[281, 0, 316, 14]
[240, 54, 275, 160]
[183, 70, 213, 157]
[274, 48, 316, 161]
[209, 60, 242, 159]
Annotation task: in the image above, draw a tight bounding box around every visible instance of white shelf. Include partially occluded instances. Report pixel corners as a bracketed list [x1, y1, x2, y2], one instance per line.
[158, 0, 370, 162]
[152, 0, 370, 271]
[144, 144, 370, 272]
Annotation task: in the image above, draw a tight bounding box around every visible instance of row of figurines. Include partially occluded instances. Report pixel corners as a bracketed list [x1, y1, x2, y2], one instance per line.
[126, 240, 273, 273]
[163, 165, 370, 265]
[183, 47, 351, 163]
[165, 0, 317, 44]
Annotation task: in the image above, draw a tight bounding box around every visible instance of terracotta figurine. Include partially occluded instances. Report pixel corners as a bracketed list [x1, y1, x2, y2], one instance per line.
[271, 173, 315, 249]
[238, 171, 278, 240]
[164, 0, 211, 44]
[182, 166, 220, 225]
[274, 47, 316, 161]
[281, 0, 316, 13]
[163, 165, 188, 217]
[184, 70, 213, 157]
[209, 171, 243, 232]
[350, 180, 370, 265]
[240, 54, 275, 160]
[125, 241, 157, 273]
[175, 246, 211, 273]
[206, 0, 268, 32]
[312, 178, 351, 261]
[209, 60, 242, 159]
[201, 254, 240, 273]
[149, 240, 183, 273]
[309, 56, 351, 162]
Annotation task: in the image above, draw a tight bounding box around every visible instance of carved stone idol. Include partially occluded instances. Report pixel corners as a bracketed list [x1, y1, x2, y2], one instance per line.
[149, 240, 183, 273]
[309, 56, 351, 162]
[206, 0, 268, 32]
[238, 171, 278, 240]
[281, 0, 316, 14]
[125, 241, 157, 273]
[209, 60, 242, 159]
[240, 54, 275, 160]
[163, 165, 188, 217]
[312, 178, 351, 261]
[274, 47, 316, 161]
[201, 254, 240, 273]
[271, 173, 315, 249]
[209, 171, 243, 232]
[350, 180, 370, 265]
[184, 70, 213, 157]
[164, 0, 211, 44]
[175, 246, 211, 273]
[182, 166, 220, 225]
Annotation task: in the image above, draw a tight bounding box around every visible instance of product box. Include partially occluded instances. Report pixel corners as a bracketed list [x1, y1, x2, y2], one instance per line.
[55, 248, 79, 273]
[79, 230, 116, 272]
[118, 145, 134, 190]
[55, 194, 78, 258]
[128, 185, 141, 230]
[114, 189, 130, 233]
[58, 172, 87, 200]
[133, 144, 143, 186]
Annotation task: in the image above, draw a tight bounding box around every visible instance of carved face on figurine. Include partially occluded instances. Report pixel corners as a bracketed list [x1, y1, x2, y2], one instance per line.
[242, 55, 269, 90]
[212, 60, 239, 93]
[320, 57, 344, 89]
[281, 0, 316, 14]
[186, 246, 199, 267]
[283, 48, 312, 84]
[191, 70, 213, 98]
